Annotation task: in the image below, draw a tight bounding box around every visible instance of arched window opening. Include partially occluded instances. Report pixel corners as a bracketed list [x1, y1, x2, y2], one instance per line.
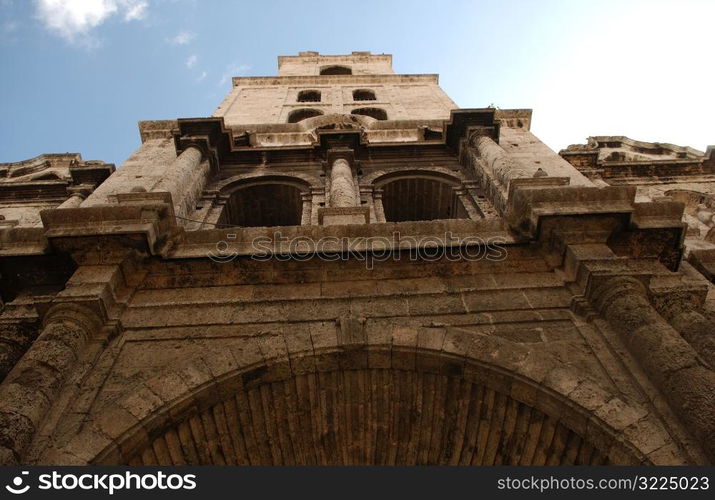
[287, 108, 324, 123]
[353, 89, 376, 101]
[297, 90, 321, 102]
[221, 184, 304, 227]
[381, 178, 468, 222]
[320, 65, 352, 75]
[351, 107, 388, 120]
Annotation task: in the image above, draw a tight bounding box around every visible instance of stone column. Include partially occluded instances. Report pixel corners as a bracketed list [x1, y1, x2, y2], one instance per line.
[57, 185, 93, 209]
[372, 188, 386, 223]
[0, 305, 101, 465]
[591, 277, 715, 461]
[0, 323, 37, 383]
[454, 187, 480, 220]
[329, 158, 357, 208]
[152, 146, 204, 216]
[659, 305, 715, 369]
[300, 192, 313, 225]
[319, 151, 368, 225]
[471, 136, 532, 192]
[57, 193, 84, 209]
[463, 180, 498, 218]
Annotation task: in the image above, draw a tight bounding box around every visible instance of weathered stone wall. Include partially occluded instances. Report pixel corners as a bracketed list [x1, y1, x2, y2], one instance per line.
[1, 52, 714, 467]
[215, 77, 456, 126]
[25, 247, 708, 465]
[277, 52, 394, 76]
[0, 154, 114, 228]
[82, 138, 178, 207]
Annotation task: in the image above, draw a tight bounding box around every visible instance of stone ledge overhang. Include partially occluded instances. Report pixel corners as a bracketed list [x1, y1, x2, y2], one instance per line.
[173, 118, 234, 172]
[151, 110, 533, 168]
[559, 137, 714, 180]
[39, 201, 175, 256]
[687, 247, 715, 282]
[444, 108, 499, 151]
[0, 153, 81, 177]
[69, 162, 115, 186]
[563, 243, 711, 317]
[507, 182, 687, 271]
[139, 120, 178, 143]
[0, 227, 49, 256]
[162, 218, 521, 260]
[0, 180, 71, 203]
[170, 116, 461, 168]
[507, 184, 637, 235]
[571, 160, 715, 181]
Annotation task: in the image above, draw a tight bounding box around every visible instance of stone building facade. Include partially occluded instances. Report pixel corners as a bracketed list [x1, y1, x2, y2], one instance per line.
[0, 52, 714, 465]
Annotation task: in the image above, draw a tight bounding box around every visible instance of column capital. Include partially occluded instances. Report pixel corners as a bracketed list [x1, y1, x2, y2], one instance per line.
[42, 302, 105, 337]
[588, 275, 649, 313]
[326, 147, 355, 167]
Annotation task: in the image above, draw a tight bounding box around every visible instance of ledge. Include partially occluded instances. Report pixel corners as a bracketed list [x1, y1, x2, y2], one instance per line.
[165, 217, 520, 259]
[507, 184, 637, 236]
[40, 201, 175, 256]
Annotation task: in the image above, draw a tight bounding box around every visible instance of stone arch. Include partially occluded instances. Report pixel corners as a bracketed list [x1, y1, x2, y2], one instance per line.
[215, 172, 321, 194]
[288, 108, 324, 123]
[352, 107, 388, 121]
[320, 65, 352, 75]
[216, 175, 315, 228]
[49, 330, 670, 466]
[352, 89, 377, 101]
[297, 90, 321, 103]
[365, 168, 465, 188]
[368, 169, 470, 222]
[294, 113, 373, 132]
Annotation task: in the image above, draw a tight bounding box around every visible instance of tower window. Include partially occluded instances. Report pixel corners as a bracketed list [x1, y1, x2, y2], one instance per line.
[352, 89, 376, 101]
[320, 65, 352, 75]
[288, 108, 324, 123]
[297, 90, 321, 102]
[351, 107, 388, 120]
[381, 178, 468, 222]
[221, 184, 304, 227]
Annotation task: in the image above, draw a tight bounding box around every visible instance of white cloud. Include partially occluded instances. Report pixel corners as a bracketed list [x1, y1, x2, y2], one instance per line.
[34, 0, 148, 45]
[197, 70, 207, 83]
[218, 62, 250, 87]
[168, 30, 194, 45]
[185, 54, 197, 68]
[123, 0, 146, 20]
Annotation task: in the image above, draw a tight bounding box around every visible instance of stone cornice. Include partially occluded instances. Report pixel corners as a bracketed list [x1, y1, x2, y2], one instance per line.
[40, 201, 175, 256]
[277, 52, 393, 68]
[138, 120, 179, 143]
[162, 217, 520, 260]
[232, 74, 438, 87]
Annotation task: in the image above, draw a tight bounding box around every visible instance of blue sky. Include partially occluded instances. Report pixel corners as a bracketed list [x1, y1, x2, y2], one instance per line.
[1, 0, 713, 167]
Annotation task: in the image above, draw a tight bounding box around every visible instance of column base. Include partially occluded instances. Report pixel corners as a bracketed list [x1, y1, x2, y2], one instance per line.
[318, 207, 370, 226]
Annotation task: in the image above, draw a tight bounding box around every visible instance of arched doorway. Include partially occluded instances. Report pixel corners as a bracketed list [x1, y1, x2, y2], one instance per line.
[60, 344, 654, 466]
[124, 365, 616, 465]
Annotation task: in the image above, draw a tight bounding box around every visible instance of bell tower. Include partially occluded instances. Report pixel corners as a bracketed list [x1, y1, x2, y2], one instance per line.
[1, 52, 713, 466]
